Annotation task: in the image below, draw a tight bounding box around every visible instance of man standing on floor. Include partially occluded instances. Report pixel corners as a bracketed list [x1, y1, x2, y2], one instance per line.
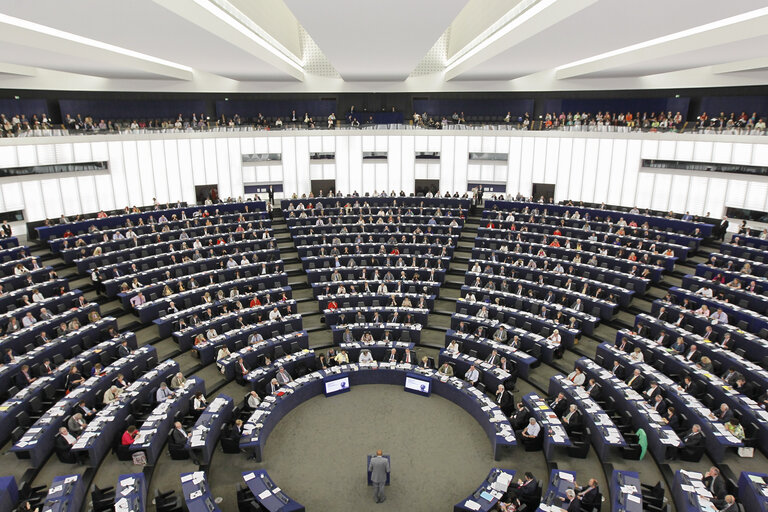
[369, 449, 390, 503]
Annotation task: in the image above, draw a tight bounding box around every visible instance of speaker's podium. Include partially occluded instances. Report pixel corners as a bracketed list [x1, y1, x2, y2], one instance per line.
[367, 455, 391, 485]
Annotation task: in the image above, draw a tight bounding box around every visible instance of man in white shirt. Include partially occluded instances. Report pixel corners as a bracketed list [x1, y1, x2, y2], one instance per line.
[464, 365, 480, 385]
[275, 366, 293, 384]
[156, 382, 174, 401]
[269, 307, 282, 321]
[130, 292, 146, 308]
[520, 418, 541, 448]
[695, 286, 713, 298]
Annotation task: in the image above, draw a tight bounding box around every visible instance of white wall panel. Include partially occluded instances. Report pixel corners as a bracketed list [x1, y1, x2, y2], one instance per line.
[77, 175, 99, 214]
[752, 144, 768, 166]
[518, 138, 535, 197]
[215, 138, 232, 198]
[686, 176, 708, 215]
[0, 146, 18, 167]
[506, 137, 522, 196]
[427, 163, 441, 180]
[72, 143, 92, 162]
[568, 138, 585, 200]
[712, 142, 732, 163]
[401, 136, 415, 195]
[639, 139, 658, 159]
[555, 138, 573, 203]
[481, 136, 495, 153]
[322, 136, 335, 152]
[446, 136, 468, 193]
[496, 137, 510, 154]
[693, 141, 713, 162]
[731, 143, 752, 165]
[607, 139, 626, 204]
[59, 177, 81, 216]
[282, 137, 301, 196]
[135, 141, 156, 205]
[621, 140, 642, 206]
[309, 164, 323, 180]
[414, 136, 428, 152]
[348, 136, 363, 194]
[493, 165, 506, 183]
[744, 181, 767, 211]
[674, 140, 694, 161]
[110, 141, 135, 207]
[189, 138, 206, 185]
[669, 174, 690, 213]
[150, 140, 169, 203]
[202, 139, 218, 185]
[176, 139, 196, 205]
[308, 137, 322, 153]
[374, 136, 388, 153]
[635, 172, 654, 209]
[91, 141, 109, 162]
[468, 136, 482, 153]
[544, 138, 559, 184]
[55, 144, 74, 163]
[21, 182, 44, 220]
[531, 137, 547, 183]
[40, 180, 63, 218]
[725, 180, 747, 208]
[427, 136, 441, 153]
[36, 144, 56, 165]
[705, 178, 727, 217]
[2, 182, 24, 210]
[467, 165, 481, 182]
[388, 136, 402, 192]
[650, 173, 672, 211]
[16, 145, 36, 167]
[164, 140, 183, 203]
[657, 140, 676, 160]
[227, 139, 243, 198]
[593, 139, 613, 203]
[580, 139, 599, 203]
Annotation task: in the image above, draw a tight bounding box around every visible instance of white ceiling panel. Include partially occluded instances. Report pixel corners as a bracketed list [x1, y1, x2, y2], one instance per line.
[454, 0, 768, 81]
[285, 0, 468, 80]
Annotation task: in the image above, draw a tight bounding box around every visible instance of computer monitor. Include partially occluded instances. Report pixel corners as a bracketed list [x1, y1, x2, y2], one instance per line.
[404, 372, 431, 397]
[324, 373, 351, 397]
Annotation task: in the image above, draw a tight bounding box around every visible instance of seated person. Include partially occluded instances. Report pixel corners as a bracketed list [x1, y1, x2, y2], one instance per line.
[437, 362, 453, 377]
[358, 349, 374, 364]
[464, 365, 480, 386]
[122, 425, 138, 445]
[518, 418, 541, 449]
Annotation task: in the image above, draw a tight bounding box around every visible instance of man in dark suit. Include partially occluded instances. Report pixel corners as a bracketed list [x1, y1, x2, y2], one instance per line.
[549, 393, 568, 416]
[610, 360, 624, 379]
[54, 427, 77, 463]
[679, 376, 698, 395]
[494, 384, 514, 415]
[626, 369, 644, 390]
[400, 349, 414, 365]
[643, 381, 661, 402]
[561, 404, 582, 433]
[703, 467, 726, 501]
[508, 472, 537, 504]
[585, 378, 601, 398]
[510, 402, 529, 430]
[716, 495, 738, 512]
[16, 364, 36, 387]
[37, 358, 54, 376]
[652, 394, 667, 415]
[169, 421, 189, 447]
[715, 217, 729, 241]
[715, 403, 733, 423]
[684, 344, 701, 363]
[576, 479, 600, 510]
[117, 340, 131, 358]
[679, 424, 705, 458]
[664, 406, 681, 432]
[560, 489, 581, 512]
[635, 323, 649, 338]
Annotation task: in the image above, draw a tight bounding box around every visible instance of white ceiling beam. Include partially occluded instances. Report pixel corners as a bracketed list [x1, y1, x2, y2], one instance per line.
[0, 62, 36, 77]
[0, 13, 194, 81]
[712, 56, 768, 74]
[444, 0, 597, 81]
[555, 7, 768, 79]
[153, 0, 305, 81]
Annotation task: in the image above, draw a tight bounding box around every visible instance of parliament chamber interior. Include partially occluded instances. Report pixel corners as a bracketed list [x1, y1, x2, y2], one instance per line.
[1, 1, 768, 512]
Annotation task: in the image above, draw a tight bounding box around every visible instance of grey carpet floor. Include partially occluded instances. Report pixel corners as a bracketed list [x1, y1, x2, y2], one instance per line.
[207, 385, 548, 512]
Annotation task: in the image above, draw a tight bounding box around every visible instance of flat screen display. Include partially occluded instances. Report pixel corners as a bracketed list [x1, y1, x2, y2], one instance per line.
[404, 373, 431, 396]
[324, 374, 351, 397]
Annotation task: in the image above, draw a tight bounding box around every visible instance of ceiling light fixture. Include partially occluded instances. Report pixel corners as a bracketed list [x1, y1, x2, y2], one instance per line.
[0, 13, 193, 73]
[192, 0, 304, 72]
[555, 6, 768, 73]
[444, 0, 558, 74]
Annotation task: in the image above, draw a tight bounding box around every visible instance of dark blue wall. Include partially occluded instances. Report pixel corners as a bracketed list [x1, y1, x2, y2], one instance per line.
[542, 97, 690, 116]
[58, 99, 208, 121]
[0, 99, 49, 119]
[413, 99, 534, 119]
[215, 99, 336, 119]
[699, 96, 768, 118]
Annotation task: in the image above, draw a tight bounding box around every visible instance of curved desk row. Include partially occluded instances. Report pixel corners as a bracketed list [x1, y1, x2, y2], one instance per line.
[240, 364, 516, 461]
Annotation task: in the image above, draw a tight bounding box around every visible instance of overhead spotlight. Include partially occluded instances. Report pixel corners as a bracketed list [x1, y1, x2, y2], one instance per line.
[14, 96, 20, 100]
[225, 98, 229, 101]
